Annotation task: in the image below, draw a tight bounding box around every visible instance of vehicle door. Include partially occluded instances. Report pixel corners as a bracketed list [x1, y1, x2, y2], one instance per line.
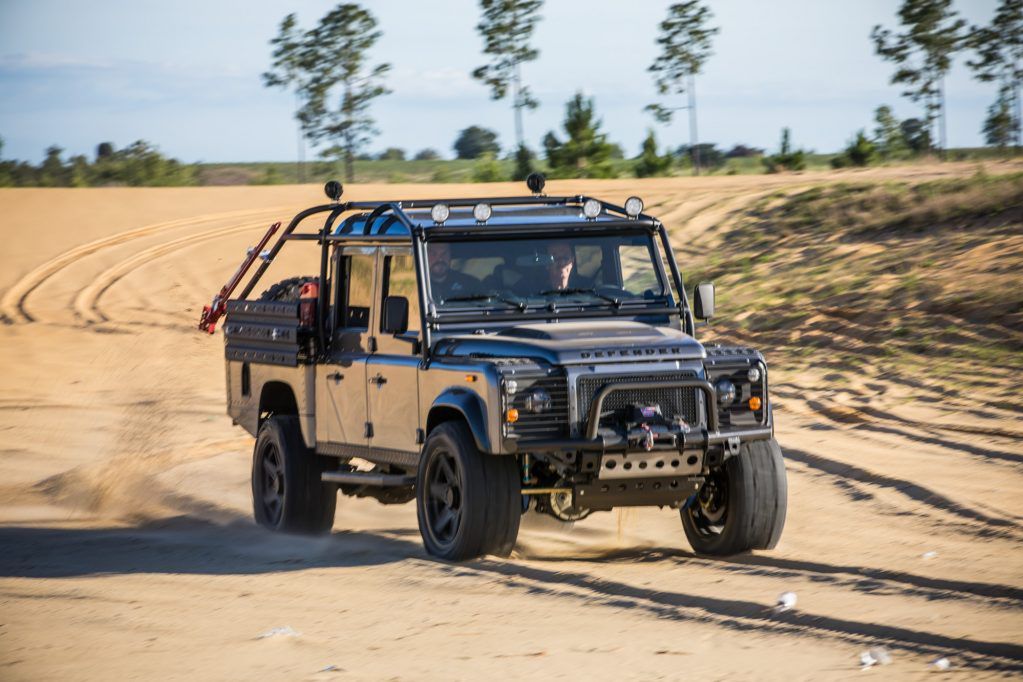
[316, 246, 378, 450]
[366, 247, 423, 461]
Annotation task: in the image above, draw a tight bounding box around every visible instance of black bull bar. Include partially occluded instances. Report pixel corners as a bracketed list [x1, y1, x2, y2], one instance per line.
[511, 379, 772, 455]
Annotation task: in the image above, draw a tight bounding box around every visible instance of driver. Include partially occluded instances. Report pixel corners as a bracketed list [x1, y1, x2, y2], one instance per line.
[428, 242, 478, 301]
[547, 241, 577, 290]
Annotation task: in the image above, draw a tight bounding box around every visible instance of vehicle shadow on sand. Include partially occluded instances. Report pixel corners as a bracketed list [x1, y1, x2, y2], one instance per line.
[0, 516, 425, 578]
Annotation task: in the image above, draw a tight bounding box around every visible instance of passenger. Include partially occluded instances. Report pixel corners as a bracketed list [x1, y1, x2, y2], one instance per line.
[428, 242, 479, 301]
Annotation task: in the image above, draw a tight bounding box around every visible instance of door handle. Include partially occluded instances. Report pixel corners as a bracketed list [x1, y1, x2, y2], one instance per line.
[369, 373, 387, 386]
[327, 372, 343, 383]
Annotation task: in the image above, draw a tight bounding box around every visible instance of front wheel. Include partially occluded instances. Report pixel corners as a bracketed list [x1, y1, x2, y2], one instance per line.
[416, 421, 521, 561]
[681, 438, 787, 555]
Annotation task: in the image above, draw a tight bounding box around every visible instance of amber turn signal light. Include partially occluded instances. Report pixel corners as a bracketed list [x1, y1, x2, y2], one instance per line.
[749, 396, 762, 411]
[505, 408, 520, 423]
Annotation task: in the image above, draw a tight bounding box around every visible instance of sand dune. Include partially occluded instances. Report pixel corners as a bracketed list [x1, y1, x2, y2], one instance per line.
[0, 164, 1021, 680]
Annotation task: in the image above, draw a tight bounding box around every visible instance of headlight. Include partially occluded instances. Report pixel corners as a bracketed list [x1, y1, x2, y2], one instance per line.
[524, 387, 552, 413]
[747, 366, 761, 382]
[715, 378, 736, 406]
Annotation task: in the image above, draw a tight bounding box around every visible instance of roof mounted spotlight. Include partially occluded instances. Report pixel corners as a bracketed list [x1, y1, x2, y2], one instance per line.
[324, 180, 343, 203]
[472, 202, 492, 223]
[526, 172, 546, 196]
[431, 203, 450, 224]
[582, 198, 601, 220]
[624, 196, 644, 218]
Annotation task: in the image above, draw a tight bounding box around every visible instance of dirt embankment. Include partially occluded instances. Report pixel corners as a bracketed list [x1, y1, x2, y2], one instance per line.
[0, 162, 1021, 680]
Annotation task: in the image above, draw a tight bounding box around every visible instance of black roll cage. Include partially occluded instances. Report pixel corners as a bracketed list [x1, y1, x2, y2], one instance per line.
[233, 194, 694, 359]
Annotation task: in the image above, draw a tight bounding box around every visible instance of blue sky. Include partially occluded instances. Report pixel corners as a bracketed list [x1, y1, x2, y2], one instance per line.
[0, 0, 1004, 164]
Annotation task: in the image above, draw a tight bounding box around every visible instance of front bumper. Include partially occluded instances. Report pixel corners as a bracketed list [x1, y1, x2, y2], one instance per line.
[507, 379, 772, 456]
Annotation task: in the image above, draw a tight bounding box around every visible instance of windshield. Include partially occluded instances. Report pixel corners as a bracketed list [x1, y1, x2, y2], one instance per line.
[425, 232, 670, 313]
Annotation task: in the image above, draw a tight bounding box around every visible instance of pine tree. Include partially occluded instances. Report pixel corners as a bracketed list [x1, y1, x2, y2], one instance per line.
[967, 0, 1023, 150]
[543, 93, 616, 179]
[871, 0, 966, 158]
[984, 86, 1017, 149]
[472, 0, 543, 179]
[264, 5, 391, 183]
[263, 14, 308, 183]
[873, 105, 909, 159]
[646, 1, 718, 176]
[634, 130, 673, 178]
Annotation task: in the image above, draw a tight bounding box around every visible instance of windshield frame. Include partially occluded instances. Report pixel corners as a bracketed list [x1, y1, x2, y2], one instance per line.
[421, 227, 678, 324]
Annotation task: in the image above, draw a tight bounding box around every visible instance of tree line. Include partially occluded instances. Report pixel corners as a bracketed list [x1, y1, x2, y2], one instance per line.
[0, 138, 196, 188]
[263, 0, 1022, 182]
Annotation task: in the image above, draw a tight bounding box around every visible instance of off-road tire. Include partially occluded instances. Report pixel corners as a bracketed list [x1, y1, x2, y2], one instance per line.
[259, 276, 319, 303]
[416, 421, 521, 561]
[681, 438, 787, 555]
[252, 416, 337, 534]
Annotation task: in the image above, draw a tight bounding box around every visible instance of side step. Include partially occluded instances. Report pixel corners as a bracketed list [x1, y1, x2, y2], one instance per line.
[322, 470, 415, 487]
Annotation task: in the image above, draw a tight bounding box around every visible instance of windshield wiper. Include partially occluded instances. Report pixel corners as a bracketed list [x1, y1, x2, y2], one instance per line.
[442, 293, 528, 311]
[539, 288, 622, 308]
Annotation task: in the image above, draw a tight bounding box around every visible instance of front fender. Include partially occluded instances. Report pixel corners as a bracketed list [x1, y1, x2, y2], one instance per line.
[428, 388, 493, 454]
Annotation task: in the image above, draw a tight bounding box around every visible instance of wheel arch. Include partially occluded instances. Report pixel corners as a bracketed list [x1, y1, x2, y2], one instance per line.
[427, 389, 493, 454]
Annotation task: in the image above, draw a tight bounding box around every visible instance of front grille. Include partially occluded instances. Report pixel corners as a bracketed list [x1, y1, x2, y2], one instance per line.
[577, 372, 700, 427]
[508, 374, 570, 439]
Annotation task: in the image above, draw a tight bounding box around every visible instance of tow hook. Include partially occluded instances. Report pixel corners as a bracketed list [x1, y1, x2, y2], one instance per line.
[726, 436, 741, 456]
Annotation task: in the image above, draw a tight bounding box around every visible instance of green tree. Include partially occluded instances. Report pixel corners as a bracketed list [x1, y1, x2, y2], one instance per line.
[634, 130, 673, 178]
[267, 5, 391, 183]
[873, 105, 909, 159]
[543, 92, 616, 179]
[453, 125, 500, 159]
[871, 0, 966, 157]
[263, 13, 309, 183]
[38, 146, 68, 187]
[984, 86, 1017, 149]
[841, 130, 877, 167]
[413, 148, 441, 161]
[472, 0, 543, 178]
[900, 118, 933, 153]
[967, 0, 1023, 150]
[96, 142, 115, 160]
[646, 1, 718, 176]
[377, 147, 405, 161]
[763, 128, 806, 173]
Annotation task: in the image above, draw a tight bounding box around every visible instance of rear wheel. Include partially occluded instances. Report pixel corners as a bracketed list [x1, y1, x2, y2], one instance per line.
[681, 438, 787, 555]
[416, 421, 521, 560]
[252, 416, 337, 534]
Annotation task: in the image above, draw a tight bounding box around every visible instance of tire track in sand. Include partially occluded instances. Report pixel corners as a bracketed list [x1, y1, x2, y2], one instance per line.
[1, 207, 284, 324]
[74, 220, 273, 325]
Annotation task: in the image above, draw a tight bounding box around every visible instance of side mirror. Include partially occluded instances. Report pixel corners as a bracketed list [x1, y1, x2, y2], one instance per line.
[693, 282, 715, 320]
[382, 295, 409, 335]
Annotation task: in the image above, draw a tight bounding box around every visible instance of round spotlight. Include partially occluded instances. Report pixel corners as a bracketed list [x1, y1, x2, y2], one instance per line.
[624, 196, 644, 217]
[524, 387, 553, 413]
[747, 366, 762, 382]
[324, 180, 343, 201]
[473, 202, 492, 223]
[715, 378, 736, 406]
[430, 203, 450, 224]
[526, 172, 546, 195]
[582, 199, 602, 219]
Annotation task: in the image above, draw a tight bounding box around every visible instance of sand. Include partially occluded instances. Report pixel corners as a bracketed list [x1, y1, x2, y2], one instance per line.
[0, 164, 1021, 680]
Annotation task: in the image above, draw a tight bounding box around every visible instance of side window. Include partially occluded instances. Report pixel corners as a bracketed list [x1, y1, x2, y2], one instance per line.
[382, 254, 420, 335]
[345, 253, 375, 329]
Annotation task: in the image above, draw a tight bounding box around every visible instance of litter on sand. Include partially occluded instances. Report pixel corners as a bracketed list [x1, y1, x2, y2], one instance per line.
[860, 646, 892, 669]
[257, 626, 301, 639]
[921, 551, 939, 560]
[932, 657, 951, 670]
[774, 591, 798, 613]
